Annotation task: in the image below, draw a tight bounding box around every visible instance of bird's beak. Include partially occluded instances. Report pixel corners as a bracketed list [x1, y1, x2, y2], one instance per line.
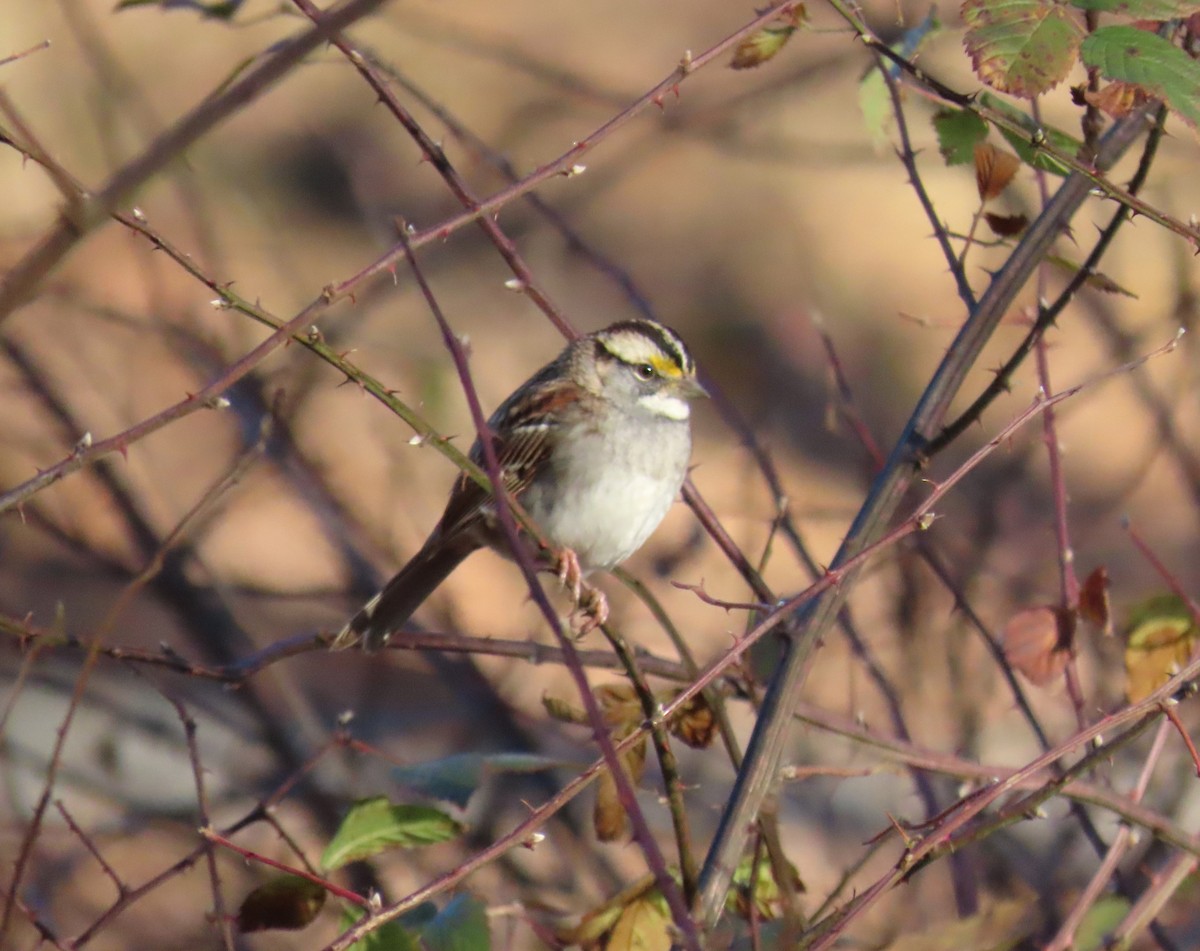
[678, 375, 709, 400]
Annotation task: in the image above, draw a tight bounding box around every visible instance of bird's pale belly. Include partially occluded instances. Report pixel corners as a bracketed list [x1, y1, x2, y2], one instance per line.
[527, 468, 678, 570]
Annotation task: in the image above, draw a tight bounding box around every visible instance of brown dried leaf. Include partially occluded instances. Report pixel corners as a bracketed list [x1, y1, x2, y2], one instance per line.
[543, 693, 588, 724]
[593, 736, 648, 841]
[594, 682, 642, 733]
[974, 142, 1021, 201]
[1079, 566, 1112, 636]
[1002, 605, 1074, 686]
[667, 691, 717, 749]
[237, 875, 325, 933]
[984, 211, 1030, 237]
[1084, 80, 1148, 118]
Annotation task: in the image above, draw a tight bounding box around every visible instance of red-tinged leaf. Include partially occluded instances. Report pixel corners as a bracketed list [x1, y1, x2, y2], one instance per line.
[1084, 79, 1148, 117]
[1079, 566, 1112, 635]
[237, 875, 325, 933]
[1002, 605, 1074, 685]
[962, 0, 1084, 97]
[984, 211, 1030, 236]
[974, 142, 1022, 200]
[730, 8, 805, 70]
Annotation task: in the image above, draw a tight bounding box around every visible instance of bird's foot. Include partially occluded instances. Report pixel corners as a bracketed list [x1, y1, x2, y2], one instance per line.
[570, 585, 609, 637]
[553, 547, 607, 636]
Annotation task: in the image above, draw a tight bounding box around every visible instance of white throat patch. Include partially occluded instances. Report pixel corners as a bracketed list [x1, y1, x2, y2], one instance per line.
[638, 391, 691, 421]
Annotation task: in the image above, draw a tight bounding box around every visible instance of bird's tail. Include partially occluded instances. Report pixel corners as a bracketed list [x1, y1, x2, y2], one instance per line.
[330, 535, 476, 651]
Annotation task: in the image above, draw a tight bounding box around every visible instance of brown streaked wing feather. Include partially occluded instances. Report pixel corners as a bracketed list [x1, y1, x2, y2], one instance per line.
[436, 375, 582, 540]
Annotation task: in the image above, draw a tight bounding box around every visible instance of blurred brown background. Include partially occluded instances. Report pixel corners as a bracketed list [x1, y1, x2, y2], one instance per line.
[2, 0, 1200, 947]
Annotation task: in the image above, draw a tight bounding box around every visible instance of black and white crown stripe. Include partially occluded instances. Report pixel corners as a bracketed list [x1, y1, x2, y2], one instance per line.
[597, 319, 694, 376]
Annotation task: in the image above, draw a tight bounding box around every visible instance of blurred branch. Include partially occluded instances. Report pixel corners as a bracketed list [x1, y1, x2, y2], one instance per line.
[927, 104, 1170, 455]
[0, 40, 50, 70]
[390, 223, 702, 947]
[0, 0, 389, 324]
[697, 99, 1174, 912]
[324, 0, 805, 303]
[856, 28, 1200, 248]
[1044, 718, 1170, 951]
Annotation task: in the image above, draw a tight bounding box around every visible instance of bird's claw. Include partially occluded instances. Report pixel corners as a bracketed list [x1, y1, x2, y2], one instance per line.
[571, 586, 609, 637]
[555, 548, 584, 603]
[553, 547, 607, 636]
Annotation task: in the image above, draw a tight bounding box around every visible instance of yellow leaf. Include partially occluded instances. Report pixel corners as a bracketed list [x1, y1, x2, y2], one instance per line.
[730, 8, 805, 70]
[1125, 613, 1195, 702]
[607, 896, 672, 951]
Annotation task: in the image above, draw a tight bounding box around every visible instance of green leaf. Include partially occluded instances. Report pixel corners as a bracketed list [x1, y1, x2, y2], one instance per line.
[726, 853, 804, 920]
[861, 9, 941, 144]
[1081, 26, 1200, 132]
[341, 908, 421, 951]
[859, 69, 892, 146]
[962, 0, 1083, 98]
[979, 93, 1083, 176]
[1123, 594, 1196, 702]
[421, 895, 490, 951]
[392, 753, 566, 809]
[1046, 254, 1138, 297]
[1127, 593, 1193, 630]
[236, 875, 325, 933]
[321, 798, 463, 871]
[1073, 895, 1131, 951]
[1070, 0, 1200, 17]
[933, 108, 990, 164]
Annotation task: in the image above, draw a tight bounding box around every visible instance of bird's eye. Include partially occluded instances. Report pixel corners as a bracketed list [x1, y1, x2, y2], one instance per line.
[633, 363, 656, 381]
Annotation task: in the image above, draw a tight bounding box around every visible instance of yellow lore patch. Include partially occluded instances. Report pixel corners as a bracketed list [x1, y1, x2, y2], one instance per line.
[650, 353, 684, 378]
